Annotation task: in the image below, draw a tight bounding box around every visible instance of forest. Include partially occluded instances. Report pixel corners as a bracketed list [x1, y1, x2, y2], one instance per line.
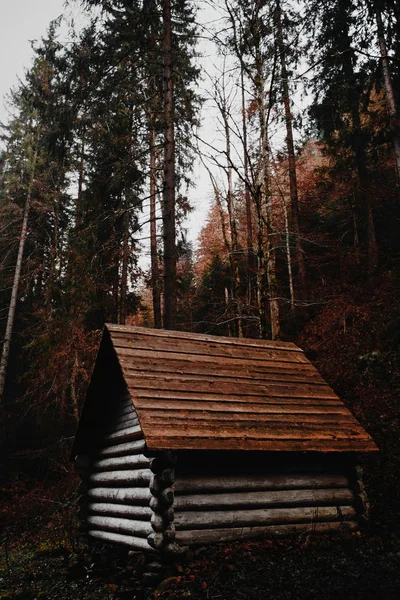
[0, 0, 400, 598]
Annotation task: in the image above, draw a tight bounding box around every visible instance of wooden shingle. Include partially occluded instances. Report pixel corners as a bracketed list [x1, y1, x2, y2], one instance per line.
[105, 324, 377, 453]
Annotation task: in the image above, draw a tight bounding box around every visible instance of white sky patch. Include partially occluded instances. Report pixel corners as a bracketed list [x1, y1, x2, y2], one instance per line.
[0, 1, 86, 126]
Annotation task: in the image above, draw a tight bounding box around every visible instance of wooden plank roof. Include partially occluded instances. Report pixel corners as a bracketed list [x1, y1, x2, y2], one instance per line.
[104, 324, 377, 453]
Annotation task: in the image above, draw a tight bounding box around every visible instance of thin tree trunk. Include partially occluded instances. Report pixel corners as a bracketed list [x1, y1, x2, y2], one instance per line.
[112, 276, 119, 324]
[120, 204, 129, 325]
[255, 34, 280, 340]
[240, 65, 254, 306]
[70, 350, 80, 424]
[162, 0, 177, 330]
[149, 124, 162, 328]
[255, 197, 268, 339]
[281, 192, 295, 314]
[76, 135, 85, 229]
[219, 82, 242, 338]
[0, 145, 38, 402]
[275, 0, 305, 291]
[375, 2, 400, 184]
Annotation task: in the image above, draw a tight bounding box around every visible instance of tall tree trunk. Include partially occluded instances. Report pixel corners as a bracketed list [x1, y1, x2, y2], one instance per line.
[218, 81, 242, 337]
[76, 135, 85, 229]
[341, 27, 379, 276]
[0, 145, 38, 402]
[281, 191, 295, 314]
[149, 124, 162, 328]
[162, 0, 177, 330]
[374, 1, 400, 184]
[255, 195, 268, 338]
[255, 32, 280, 340]
[70, 350, 80, 424]
[240, 65, 254, 306]
[275, 0, 306, 291]
[120, 204, 129, 325]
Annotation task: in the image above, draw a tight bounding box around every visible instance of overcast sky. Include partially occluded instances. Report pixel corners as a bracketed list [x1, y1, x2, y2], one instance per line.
[0, 1, 87, 123]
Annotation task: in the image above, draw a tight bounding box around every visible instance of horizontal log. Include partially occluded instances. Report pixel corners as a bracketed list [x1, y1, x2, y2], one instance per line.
[174, 474, 349, 494]
[117, 395, 135, 408]
[174, 488, 354, 511]
[88, 502, 152, 520]
[93, 454, 149, 471]
[148, 532, 165, 550]
[150, 469, 175, 494]
[102, 426, 143, 445]
[111, 417, 140, 433]
[98, 439, 146, 458]
[93, 454, 153, 472]
[88, 529, 153, 551]
[88, 486, 151, 505]
[115, 405, 137, 419]
[147, 527, 175, 549]
[174, 521, 359, 545]
[87, 515, 153, 537]
[149, 488, 174, 509]
[151, 513, 171, 533]
[150, 516, 163, 533]
[117, 403, 136, 417]
[174, 506, 357, 530]
[165, 524, 176, 540]
[89, 469, 151, 486]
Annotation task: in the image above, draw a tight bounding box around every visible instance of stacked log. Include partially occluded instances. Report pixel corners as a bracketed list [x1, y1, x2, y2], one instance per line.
[173, 471, 358, 546]
[147, 454, 176, 551]
[84, 397, 154, 551]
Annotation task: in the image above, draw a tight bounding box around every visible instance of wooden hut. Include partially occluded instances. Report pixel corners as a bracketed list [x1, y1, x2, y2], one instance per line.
[72, 324, 377, 554]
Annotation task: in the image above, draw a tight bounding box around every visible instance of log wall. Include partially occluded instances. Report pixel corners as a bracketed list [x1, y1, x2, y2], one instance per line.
[78, 394, 155, 552]
[173, 464, 360, 547]
[76, 392, 176, 553]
